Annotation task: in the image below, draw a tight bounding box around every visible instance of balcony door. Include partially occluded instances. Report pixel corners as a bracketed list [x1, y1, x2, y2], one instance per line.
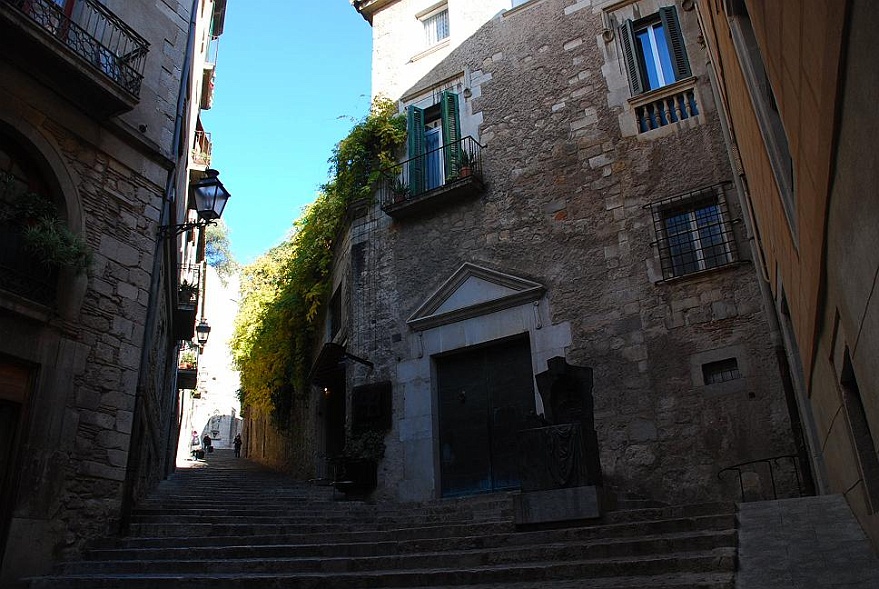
[406, 91, 461, 195]
[425, 124, 444, 191]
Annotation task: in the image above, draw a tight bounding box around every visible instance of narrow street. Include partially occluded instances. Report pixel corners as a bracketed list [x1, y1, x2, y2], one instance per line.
[25, 449, 879, 588]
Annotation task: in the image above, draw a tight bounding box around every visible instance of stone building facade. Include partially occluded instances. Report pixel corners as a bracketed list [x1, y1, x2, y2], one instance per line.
[695, 0, 879, 549]
[0, 0, 229, 584]
[301, 0, 799, 505]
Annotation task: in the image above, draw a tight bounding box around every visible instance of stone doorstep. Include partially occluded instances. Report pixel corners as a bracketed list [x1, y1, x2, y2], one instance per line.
[514, 485, 601, 526]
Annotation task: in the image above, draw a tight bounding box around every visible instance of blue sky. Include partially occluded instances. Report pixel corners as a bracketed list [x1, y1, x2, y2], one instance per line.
[203, 1, 373, 265]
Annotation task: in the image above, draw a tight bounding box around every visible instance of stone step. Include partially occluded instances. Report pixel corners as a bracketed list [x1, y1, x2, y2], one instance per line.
[127, 511, 501, 525]
[30, 573, 736, 589]
[74, 529, 734, 570]
[28, 453, 739, 588]
[125, 519, 516, 540]
[99, 513, 734, 549]
[129, 501, 514, 519]
[33, 550, 735, 589]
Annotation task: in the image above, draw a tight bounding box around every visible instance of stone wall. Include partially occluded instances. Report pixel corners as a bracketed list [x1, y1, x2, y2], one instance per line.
[0, 0, 192, 583]
[328, 0, 797, 505]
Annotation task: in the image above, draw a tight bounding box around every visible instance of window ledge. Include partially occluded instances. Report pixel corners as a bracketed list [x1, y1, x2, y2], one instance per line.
[628, 76, 697, 108]
[654, 260, 750, 285]
[0, 291, 53, 323]
[409, 37, 450, 63]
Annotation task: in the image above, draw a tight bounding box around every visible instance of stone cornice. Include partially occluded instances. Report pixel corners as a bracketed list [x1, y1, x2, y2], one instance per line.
[351, 0, 402, 24]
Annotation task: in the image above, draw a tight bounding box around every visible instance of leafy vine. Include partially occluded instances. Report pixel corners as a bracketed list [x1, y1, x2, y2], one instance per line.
[231, 97, 405, 427]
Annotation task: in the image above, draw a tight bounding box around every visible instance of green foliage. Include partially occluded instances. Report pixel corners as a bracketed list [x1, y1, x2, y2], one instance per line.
[0, 174, 91, 273]
[230, 97, 406, 426]
[22, 216, 92, 272]
[205, 220, 238, 279]
[343, 429, 387, 462]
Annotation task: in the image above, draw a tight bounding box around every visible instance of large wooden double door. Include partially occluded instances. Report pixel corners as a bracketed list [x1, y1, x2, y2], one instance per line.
[437, 337, 535, 497]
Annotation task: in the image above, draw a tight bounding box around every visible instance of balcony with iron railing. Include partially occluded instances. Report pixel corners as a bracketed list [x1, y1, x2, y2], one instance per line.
[380, 136, 485, 220]
[0, 0, 149, 115]
[200, 63, 215, 110]
[173, 263, 201, 341]
[192, 130, 212, 168]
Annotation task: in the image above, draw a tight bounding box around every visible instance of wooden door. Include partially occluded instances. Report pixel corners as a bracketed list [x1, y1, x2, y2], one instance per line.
[437, 337, 534, 497]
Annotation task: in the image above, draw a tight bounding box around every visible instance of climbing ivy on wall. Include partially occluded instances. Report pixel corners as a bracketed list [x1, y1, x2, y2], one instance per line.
[231, 96, 405, 428]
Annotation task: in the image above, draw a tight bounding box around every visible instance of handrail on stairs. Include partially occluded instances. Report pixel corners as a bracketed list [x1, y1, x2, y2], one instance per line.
[717, 454, 805, 501]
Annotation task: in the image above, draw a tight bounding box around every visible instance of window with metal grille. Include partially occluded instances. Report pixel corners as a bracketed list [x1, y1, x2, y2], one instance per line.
[702, 358, 741, 385]
[649, 184, 737, 280]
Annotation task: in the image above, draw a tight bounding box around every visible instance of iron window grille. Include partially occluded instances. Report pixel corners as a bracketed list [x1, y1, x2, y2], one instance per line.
[648, 183, 739, 280]
[702, 358, 742, 385]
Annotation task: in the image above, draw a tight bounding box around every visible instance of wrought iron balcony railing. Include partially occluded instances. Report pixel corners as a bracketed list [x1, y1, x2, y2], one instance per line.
[192, 130, 212, 167]
[5, 0, 149, 97]
[379, 136, 484, 219]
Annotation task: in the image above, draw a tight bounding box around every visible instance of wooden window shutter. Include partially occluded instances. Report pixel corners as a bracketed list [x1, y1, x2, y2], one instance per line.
[440, 90, 461, 178]
[618, 19, 645, 95]
[407, 105, 426, 195]
[660, 6, 691, 80]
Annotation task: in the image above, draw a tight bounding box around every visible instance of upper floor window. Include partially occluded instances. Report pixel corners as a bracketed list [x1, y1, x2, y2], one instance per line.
[649, 184, 738, 280]
[421, 5, 449, 47]
[620, 6, 691, 95]
[407, 90, 461, 194]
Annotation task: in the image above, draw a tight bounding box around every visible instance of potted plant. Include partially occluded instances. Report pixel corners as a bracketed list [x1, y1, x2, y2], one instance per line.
[1, 174, 92, 274]
[178, 280, 198, 308]
[391, 175, 409, 203]
[459, 148, 474, 178]
[334, 428, 386, 497]
[178, 349, 197, 369]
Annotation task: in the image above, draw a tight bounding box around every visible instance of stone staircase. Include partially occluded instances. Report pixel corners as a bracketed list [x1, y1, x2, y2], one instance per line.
[28, 449, 737, 588]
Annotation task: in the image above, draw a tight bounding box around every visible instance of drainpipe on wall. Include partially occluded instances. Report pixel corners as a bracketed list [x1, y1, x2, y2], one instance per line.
[120, 0, 201, 534]
[701, 52, 819, 497]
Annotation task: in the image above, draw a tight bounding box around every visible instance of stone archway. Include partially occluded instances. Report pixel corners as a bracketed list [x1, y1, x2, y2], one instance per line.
[0, 118, 87, 319]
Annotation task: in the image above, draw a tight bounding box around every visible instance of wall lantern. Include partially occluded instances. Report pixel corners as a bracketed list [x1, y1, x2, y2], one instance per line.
[159, 169, 231, 238]
[195, 319, 212, 347]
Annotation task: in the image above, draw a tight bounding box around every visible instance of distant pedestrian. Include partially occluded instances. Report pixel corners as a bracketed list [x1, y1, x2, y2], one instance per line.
[202, 433, 213, 454]
[190, 430, 201, 460]
[233, 433, 242, 458]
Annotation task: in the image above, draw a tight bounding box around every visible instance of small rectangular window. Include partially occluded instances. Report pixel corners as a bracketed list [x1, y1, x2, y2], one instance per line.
[423, 8, 449, 47]
[702, 358, 741, 385]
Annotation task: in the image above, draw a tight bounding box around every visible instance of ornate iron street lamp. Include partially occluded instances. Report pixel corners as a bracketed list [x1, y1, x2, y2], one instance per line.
[195, 319, 211, 348]
[158, 169, 231, 238]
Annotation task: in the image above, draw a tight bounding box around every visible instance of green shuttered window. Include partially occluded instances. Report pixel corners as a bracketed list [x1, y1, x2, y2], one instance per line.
[619, 6, 691, 95]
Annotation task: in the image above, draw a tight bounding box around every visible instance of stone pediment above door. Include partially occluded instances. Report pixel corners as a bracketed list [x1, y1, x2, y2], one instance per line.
[407, 263, 545, 332]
